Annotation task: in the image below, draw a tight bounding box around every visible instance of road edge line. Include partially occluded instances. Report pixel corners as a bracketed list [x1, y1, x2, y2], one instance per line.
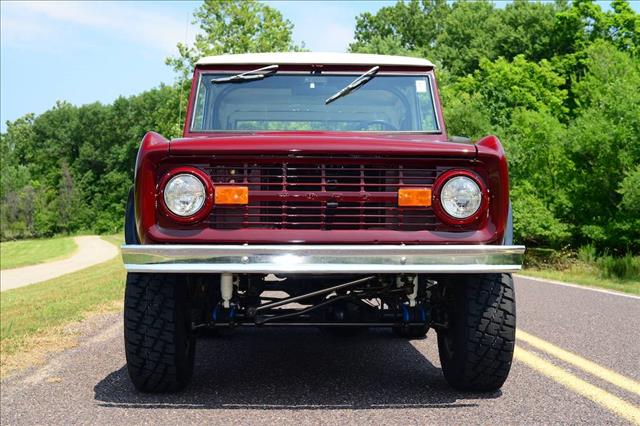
[514, 274, 640, 300]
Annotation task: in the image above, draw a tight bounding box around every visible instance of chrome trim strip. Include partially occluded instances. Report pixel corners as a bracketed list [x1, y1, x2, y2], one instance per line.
[189, 73, 202, 131]
[122, 244, 525, 274]
[427, 73, 441, 132]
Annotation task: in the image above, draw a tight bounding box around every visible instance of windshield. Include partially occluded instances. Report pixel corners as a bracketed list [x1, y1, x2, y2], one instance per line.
[190, 72, 439, 133]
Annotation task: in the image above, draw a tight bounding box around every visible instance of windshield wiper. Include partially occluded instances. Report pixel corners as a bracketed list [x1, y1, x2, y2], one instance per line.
[212, 64, 279, 84]
[325, 66, 380, 105]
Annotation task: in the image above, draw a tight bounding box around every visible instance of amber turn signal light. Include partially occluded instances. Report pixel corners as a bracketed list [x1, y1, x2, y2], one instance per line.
[398, 188, 432, 207]
[215, 186, 248, 205]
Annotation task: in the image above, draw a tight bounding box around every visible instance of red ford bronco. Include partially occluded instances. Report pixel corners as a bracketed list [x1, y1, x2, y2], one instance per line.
[122, 52, 525, 393]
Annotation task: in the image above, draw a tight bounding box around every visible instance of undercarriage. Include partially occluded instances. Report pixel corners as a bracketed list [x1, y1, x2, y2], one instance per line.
[123, 270, 516, 393]
[187, 273, 444, 337]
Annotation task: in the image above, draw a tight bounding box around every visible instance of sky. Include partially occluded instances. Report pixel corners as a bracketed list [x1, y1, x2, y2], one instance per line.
[1, 1, 637, 132]
[0, 0, 396, 131]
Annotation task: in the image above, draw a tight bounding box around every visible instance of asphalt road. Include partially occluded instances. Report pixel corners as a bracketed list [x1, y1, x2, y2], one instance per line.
[1, 276, 639, 425]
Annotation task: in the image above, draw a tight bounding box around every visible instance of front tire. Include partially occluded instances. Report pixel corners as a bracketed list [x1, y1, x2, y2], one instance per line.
[436, 273, 516, 392]
[124, 273, 195, 392]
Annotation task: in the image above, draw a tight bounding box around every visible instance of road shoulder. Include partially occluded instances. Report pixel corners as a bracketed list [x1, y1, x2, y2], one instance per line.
[0, 236, 119, 292]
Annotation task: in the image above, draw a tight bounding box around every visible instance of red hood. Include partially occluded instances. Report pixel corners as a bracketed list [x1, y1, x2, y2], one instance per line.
[169, 132, 476, 158]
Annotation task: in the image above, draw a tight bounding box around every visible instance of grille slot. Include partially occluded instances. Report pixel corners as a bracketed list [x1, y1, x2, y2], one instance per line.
[204, 161, 441, 231]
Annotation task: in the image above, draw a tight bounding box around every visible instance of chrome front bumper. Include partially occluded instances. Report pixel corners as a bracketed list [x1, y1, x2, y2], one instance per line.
[121, 244, 525, 274]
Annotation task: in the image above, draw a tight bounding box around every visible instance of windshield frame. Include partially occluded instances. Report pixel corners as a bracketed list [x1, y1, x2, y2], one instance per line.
[184, 67, 443, 136]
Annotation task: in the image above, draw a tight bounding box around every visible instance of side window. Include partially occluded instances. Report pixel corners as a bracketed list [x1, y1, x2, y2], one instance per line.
[191, 77, 207, 131]
[416, 77, 438, 131]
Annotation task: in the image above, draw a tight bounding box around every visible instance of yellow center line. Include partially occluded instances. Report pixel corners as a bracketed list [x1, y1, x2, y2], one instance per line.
[516, 329, 640, 397]
[514, 346, 640, 425]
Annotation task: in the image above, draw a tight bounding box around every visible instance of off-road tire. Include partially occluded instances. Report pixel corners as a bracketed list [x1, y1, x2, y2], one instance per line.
[124, 273, 195, 392]
[436, 273, 515, 392]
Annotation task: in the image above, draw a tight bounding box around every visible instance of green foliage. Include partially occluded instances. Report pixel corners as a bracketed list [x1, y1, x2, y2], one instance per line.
[577, 244, 597, 264]
[564, 41, 640, 250]
[440, 90, 491, 140]
[524, 245, 638, 292]
[511, 182, 570, 247]
[495, 0, 560, 62]
[1, 0, 303, 240]
[455, 55, 568, 127]
[597, 253, 640, 281]
[1, 85, 182, 239]
[350, 0, 449, 56]
[434, 1, 506, 76]
[352, 0, 639, 253]
[619, 166, 640, 215]
[166, 0, 301, 78]
[1, 0, 639, 256]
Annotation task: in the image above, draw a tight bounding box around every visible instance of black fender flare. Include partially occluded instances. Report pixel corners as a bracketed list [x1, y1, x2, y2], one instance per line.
[124, 188, 140, 245]
[502, 201, 513, 245]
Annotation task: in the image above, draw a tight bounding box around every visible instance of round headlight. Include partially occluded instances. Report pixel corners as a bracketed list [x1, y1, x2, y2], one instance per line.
[163, 173, 206, 217]
[440, 176, 482, 219]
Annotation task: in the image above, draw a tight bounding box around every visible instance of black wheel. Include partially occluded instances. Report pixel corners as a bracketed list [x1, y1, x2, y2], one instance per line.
[124, 273, 195, 392]
[436, 273, 516, 392]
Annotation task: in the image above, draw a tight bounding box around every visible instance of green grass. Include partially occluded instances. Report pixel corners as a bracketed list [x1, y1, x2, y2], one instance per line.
[521, 247, 640, 295]
[0, 235, 125, 362]
[520, 267, 640, 295]
[0, 236, 78, 270]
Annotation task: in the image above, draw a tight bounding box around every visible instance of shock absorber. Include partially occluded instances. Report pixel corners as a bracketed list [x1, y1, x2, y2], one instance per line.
[407, 275, 418, 307]
[396, 275, 419, 307]
[221, 273, 233, 308]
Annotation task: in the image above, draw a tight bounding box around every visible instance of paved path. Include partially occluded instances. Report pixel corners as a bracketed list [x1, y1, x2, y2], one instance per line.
[0, 236, 119, 291]
[1, 276, 639, 425]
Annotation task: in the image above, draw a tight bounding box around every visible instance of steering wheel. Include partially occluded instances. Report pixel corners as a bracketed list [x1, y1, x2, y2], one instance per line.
[360, 120, 398, 131]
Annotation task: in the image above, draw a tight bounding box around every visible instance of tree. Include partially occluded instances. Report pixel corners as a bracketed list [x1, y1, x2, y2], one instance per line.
[350, 0, 450, 56]
[166, 0, 301, 78]
[2, 0, 639, 253]
[453, 55, 568, 128]
[494, 0, 561, 63]
[57, 160, 82, 233]
[565, 41, 640, 249]
[511, 182, 570, 247]
[434, 1, 505, 76]
[619, 166, 640, 215]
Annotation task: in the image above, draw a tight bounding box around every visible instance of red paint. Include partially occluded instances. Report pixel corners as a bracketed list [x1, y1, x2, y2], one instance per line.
[475, 135, 510, 242]
[170, 133, 473, 157]
[133, 62, 511, 246]
[146, 225, 497, 245]
[134, 132, 170, 243]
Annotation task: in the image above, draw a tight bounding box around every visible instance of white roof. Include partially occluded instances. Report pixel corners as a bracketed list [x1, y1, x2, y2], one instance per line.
[196, 52, 434, 68]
